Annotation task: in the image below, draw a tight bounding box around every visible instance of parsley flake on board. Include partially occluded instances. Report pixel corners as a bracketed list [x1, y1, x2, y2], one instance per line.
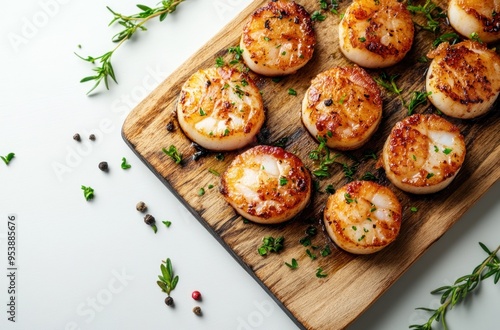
[81, 185, 95, 201]
[1, 152, 15, 165]
[121, 157, 132, 169]
[258, 236, 284, 256]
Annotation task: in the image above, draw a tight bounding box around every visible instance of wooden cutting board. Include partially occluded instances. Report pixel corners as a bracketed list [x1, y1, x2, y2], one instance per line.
[122, 1, 500, 329]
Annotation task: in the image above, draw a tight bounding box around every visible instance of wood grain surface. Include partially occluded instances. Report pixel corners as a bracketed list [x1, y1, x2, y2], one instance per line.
[122, 1, 500, 329]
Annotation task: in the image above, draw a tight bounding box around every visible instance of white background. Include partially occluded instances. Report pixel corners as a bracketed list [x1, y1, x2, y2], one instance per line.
[0, 0, 498, 329]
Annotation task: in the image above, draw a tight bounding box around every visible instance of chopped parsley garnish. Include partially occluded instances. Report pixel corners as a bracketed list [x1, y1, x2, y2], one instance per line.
[338, 94, 347, 104]
[316, 267, 327, 278]
[162, 220, 172, 228]
[306, 226, 318, 236]
[285, 258, 299, 269]
[358, 235, 366, 242]
[352, 225, 357, 231]
[279, 177, 288, 186]
[426, 173, 435, 179]
[215, 153, 225, 161]
[410, 206, 418, 212]
[121, 157, 132, 169]
[320, 245, 331, 257]
[208, 168, 220, 176]
[434, 145, 439, 152]
[258, 236, 284, 256]
[162, 145, 182, 164]
[199, 108, 206, 116]
[407, 91, 432, 115]
[228, 46, 244, 64]
[470, 32, 482, 43]
[198, 188, 205, 196]
[300, 236, 312, 247]
[288, 88, 297, 96]
[81, 185, 94, 201]
[215, 56, 224, 67]
[412, 155, 417, 161]
[1, 152, 15, 165]
[306, 249, 317, 260]
[223, 128, 230, 136]
[443, 148, 453, 155]
[370, 204, 377, 212]
[311, 10, 326, 21]
[325, 184, 336, 194]
[309, 136, 339, 178]
[358, 37, 366, 42]
[344, 193, 354, 204]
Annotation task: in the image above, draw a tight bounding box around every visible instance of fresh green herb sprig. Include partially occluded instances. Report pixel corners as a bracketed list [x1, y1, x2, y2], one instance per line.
[432, 32, 460, 48]
[162, 145, 182, 164]
[407, 0, 446, 33]
[76, 1, 186, 95]
[1, 152, 15, 165]
[81, 185, 95, 201]
[258, 236, 284, 256]
[309, 136, 339, 178]
[410, 243, 500, 330]
[407, 91, 432, 115]
[285, 258, 299, 269]
[157, 258, 179, 297]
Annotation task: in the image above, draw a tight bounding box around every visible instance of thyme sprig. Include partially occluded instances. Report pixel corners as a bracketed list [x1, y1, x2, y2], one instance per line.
[76, 1, 186, 95]
[157, 258, 179, 296]
[407, 0, 446, 33]
[410, 243, 500, 330]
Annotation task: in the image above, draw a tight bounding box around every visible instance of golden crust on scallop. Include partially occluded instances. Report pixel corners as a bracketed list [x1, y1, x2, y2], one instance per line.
[240, 0, 316, 76]
[301, 66, 382, 150]
[448, 0, 500, 43]
[380, 114, 466, 194]
[426, 40, 500, 119]
[221, 145, 312, 224]
[323, 181, 402, 254]
[177, 66, 265, 151]
[338, 0, 414, 68]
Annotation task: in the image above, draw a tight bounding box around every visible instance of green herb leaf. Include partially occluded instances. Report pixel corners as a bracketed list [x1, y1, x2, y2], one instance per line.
[162, 220, 172, 228]
[306, 249, 317, 260]
[279, 177, 288, 186]
[288, 88, 297, 96]
[258, 236, 284, 256]
[121, 157, 132, 169]
[316, 267, 327, 278]
[198, 188, 205, 196]
[443, 148, 452, 155]
[320, 245, 331, 257]
[157, 258, 179, 296]
[1, 152, 15, 165]
[285, 258, 299, 269]
[311, 11, 326, 21]
[410, 206, 418, 212]
[162, 145, 182, 164]
[407, 91, 432, 115]
[81, 185, 95, 201]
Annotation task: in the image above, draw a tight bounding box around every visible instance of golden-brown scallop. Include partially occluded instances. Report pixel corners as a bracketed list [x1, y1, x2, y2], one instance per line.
[448, 0, 500, 43]
[240, 0, 316, 76]
[426, 40, 500, 119]
[338, 0, 414, 68]
[380, 114, 466, 194]
[177, 66, 265, 151]
[301, 66, 383, 150]
[323, 181, 402, 254]
[221, 145, 312, 224]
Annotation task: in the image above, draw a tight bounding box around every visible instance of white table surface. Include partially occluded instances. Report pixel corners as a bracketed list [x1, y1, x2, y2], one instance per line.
[1, 1, 498, 329]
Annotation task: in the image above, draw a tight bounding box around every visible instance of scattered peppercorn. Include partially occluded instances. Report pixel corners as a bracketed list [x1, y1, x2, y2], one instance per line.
[165, 296, 174, 306]
[192, 291, 202, 301]
[144, 214, 156, 226]
[166, 121, 175, 132]
[98, 161, 109, 172]
[324, 99, 333, 106]
[193, 306, 202, 316]
[89, 134, 96, 141]
[136, 201, 147, 213]
[73, 133, 81, 141]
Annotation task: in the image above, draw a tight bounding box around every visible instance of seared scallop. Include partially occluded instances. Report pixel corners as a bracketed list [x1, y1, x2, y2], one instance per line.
[426, 40, 500, 119]
[177, 66, 265, 151]
[338, 0, 414, 68]
[301, 66, 383, 150]
[448, 0, 500, 43]
[323, 181, 402, 254]
[221, 145, 312, 224]
[240, 0, 316, 76]
[380, 114, 466, 194]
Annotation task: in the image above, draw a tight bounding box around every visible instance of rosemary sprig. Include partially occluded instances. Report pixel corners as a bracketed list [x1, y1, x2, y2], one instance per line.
[410, 243, 500, 330]
[76, 1, 186, 95]
[157, 258, 179, 296]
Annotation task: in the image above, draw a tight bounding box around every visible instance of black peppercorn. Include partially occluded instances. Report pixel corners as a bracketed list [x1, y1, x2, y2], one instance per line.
[192, 306, 202, 316]
[89, 134, 96, 141]
[165, 296, 174, 306]
[144, 214, 156, 226]
[136, 201, 147, 213]
[98, 161, 109, 172]
[166, 121, 174, 132]
[73, 133, 81, 141]
[324, 99, 333, 106]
